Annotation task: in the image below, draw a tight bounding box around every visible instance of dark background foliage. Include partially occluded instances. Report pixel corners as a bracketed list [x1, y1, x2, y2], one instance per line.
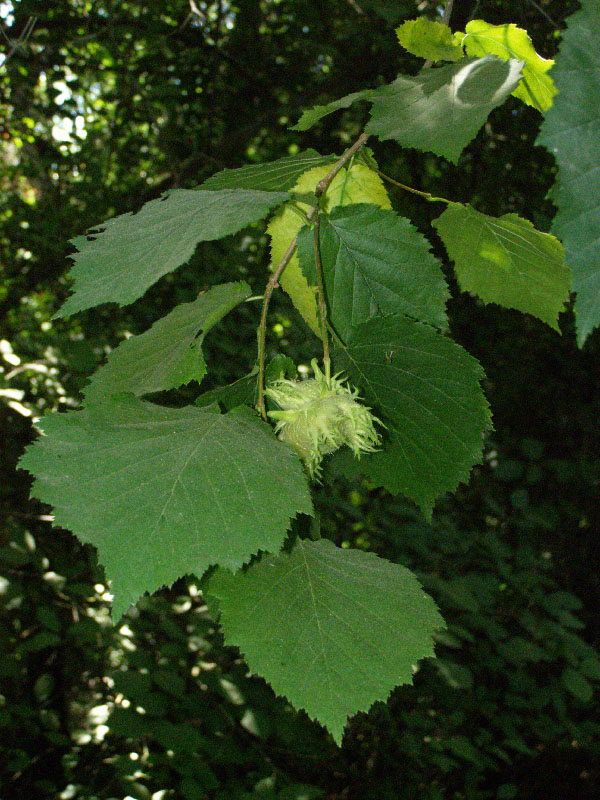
[1, 1, 598, 798]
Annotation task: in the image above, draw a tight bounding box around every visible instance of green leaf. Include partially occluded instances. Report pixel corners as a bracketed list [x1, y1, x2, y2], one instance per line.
[200, 150, 338, 191]
[460, 20, 556, 113]
[290, 90, 376, 132]
[297, 204, 448, 342]
[334, 316, 491, 516]
[84, 282, 251, 401]
[194, 355, 296, 412]
[268, 163, 391, 335]
[433, 204, 569, 329]
[210, 538, 443, 744]
[537, 0, 600, 344]
[561, 667, 593, 703]
[365, 56, 523, 163]
[19, 397, 312, 620]
[396, 18, 463, 62]
[56, 189, 289, 318]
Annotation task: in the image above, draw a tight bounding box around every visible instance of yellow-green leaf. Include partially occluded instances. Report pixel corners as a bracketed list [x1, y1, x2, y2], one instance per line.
[460, 20, 556, 112]
[267, 163, 391, 335]
[433, 204, 570, 329]
[396, 18, 463, 62]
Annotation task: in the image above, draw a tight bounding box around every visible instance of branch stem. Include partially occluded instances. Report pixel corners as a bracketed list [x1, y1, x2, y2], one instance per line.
[256, 235, 299, 419]
[255, 132, 370, 414]
[373, 167, 455, 205]
[312, 212, 330, 380]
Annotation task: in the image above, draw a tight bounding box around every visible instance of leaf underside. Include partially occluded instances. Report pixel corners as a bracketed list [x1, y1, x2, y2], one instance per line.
[56, 189, 289, 318]
[537, 0, 600, 344]
[333, 315, 491, 517]
[298, 203, 448, 342]
[366, 55, 523, 163]
[84, 281, 251, 400]
[19, 397, 312, 620]
[210, 537, 444, 744]
[201, 149, 338, 191]
[290, 90, 376, 132]
[433, 204, 569, 329]
[461, 20, 556, 113]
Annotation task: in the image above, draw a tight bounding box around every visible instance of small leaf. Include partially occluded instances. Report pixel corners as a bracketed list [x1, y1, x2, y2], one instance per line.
[461, 20, 556, 112]
[201, 150, 337, 191]
[194, 355, 296, 412]
[210, 538, 444, 744]
[433, 204, 570, 329]
[396, 18, 463, 62]
[268, 164, 391, 335]
[537, 0, 600, 344]
[290, 90, 376, 132]
[84, 282, 251, 400]
[19, 397, 312, 620]
[297, 204, 448, 341]
[334, 316, 491, 516]
[365, 56, 523, 163]
[56, 189, 289, 318]
[562, 667, 594, 703]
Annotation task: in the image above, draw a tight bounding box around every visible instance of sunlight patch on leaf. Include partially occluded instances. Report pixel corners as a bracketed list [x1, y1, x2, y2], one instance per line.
[433, 205, 569, 328]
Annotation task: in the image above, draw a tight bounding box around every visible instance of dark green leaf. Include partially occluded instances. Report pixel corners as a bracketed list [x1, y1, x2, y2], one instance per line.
[366, 56, 523, 163]
[19, 396, 312, 620]
[84, 282, 251, 400]
[210, 538, 443, 744]
[290, 90, 376, 132]
[56, 189, 289, 317]
[537, 0, 600, 343]
[334, 316, 491, 516]
[297, 204, 448, 341]
[201, 150, 337, 191]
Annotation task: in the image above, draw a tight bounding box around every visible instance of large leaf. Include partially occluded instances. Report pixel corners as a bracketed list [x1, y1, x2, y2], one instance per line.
[297, 204, 448, 341]
[396, 18, 463, 62]
[268, 163, 391, 335]
[334, 316, 491, 516]
[19, 397, 312, 620]
[537, 0, 600, 344]
[56, 189, 289, 318]
[210, 537, 443, 744]
[433, 204, 569, 329]
[366, 55, 523, 163]
[290, 90, 376, 132]
[84, 282, 251, 401]
[460, 20, 556, 113]
[201, 150, 337, 191]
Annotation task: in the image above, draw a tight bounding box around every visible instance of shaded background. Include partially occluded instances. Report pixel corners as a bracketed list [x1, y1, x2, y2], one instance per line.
[1, 1, 599, 798]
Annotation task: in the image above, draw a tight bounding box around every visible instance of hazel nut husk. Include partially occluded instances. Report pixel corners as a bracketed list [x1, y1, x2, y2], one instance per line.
[265, 359, 383, 479]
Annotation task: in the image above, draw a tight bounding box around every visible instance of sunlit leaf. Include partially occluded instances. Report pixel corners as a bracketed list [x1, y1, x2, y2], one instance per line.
[396, 18, 463, 62]
[366, 56, 523, 163]
[460, 20, 556, 112]
[433, 204, 569, 328]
